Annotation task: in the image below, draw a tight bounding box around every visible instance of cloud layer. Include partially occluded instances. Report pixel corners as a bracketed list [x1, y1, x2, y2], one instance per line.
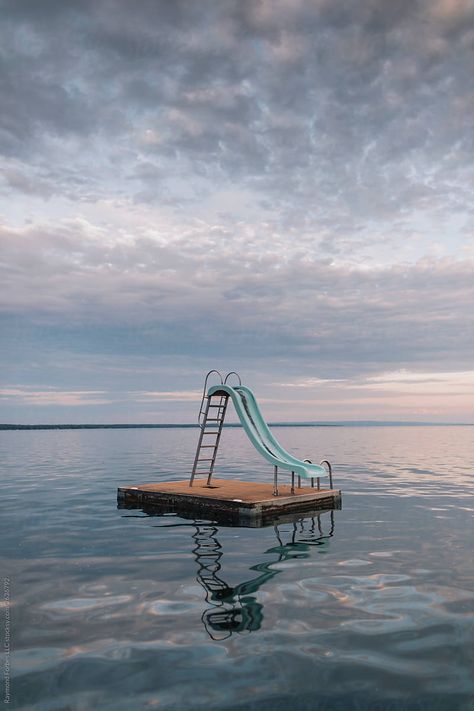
[1, 0, 473, 421]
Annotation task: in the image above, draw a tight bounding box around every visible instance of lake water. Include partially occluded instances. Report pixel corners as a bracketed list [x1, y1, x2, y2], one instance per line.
[1, 426, 473, 710]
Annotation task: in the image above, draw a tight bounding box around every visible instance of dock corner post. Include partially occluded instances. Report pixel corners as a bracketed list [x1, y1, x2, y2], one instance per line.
[273, 466, 279, 497]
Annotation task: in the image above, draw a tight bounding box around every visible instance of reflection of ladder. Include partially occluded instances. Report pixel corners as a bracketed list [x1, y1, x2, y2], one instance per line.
[192, 525, 229, 599]
[190, 391, 229, 486]
[191, 523, 263, 640]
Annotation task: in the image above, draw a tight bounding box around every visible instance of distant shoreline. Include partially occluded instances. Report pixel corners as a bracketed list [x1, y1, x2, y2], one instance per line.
[1, 422, 472, 430]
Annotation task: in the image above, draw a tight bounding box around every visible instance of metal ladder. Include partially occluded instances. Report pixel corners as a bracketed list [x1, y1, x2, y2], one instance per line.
[189, 370, 241, 487]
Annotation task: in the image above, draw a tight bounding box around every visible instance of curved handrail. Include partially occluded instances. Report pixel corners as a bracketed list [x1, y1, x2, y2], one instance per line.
[204, 369, 224, 388]
[224, 371, 242, 386]
[198, 370, 224, 426]
[319, 460, 333, 489]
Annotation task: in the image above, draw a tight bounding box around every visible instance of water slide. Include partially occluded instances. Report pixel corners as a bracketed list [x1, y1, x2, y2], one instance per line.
[208, 384, 329, 481]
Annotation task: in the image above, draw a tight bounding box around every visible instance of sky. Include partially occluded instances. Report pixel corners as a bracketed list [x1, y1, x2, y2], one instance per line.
[1, 0, 474, 424]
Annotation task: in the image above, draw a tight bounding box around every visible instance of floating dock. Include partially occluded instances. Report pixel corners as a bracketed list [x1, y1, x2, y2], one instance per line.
[118, 371, 342, 525]
[117, 478, 342, 526]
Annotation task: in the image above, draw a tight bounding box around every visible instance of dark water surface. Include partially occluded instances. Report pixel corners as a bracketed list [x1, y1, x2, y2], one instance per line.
[1, 426, 473, 710]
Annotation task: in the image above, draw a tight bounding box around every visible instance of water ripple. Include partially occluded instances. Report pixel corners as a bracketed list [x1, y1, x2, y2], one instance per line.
[1, 426, 473, 709]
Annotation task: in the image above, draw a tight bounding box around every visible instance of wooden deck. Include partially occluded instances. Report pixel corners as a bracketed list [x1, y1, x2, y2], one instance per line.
[117, 478, 342, 525]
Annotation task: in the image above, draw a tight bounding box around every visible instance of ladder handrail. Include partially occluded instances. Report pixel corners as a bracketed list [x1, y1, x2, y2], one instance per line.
[224, 371, 242, 386]
[198, 370, 224, 427]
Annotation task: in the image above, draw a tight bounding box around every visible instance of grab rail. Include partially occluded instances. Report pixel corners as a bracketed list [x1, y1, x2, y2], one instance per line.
[319, 460, 333, 489]
[198, 370, 223, 426]
[224, 371, 242, 386]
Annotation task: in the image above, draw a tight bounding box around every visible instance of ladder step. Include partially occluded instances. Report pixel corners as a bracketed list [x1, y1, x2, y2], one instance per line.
[197, 458, 214, 462]
[206, 418, 222, 422]
[200, 445, 217, 449]
[202, 431, 220, 435]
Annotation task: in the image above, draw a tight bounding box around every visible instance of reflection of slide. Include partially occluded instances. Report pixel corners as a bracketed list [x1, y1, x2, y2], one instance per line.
[209, 384, 327, 480]
[192, 512, 335, 640]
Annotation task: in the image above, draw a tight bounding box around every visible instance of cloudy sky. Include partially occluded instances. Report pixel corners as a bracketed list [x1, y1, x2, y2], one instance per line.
[1, 0, 474, 424]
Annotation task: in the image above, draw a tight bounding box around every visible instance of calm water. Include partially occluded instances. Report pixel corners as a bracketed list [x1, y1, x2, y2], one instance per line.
[1, 426, 474, 710]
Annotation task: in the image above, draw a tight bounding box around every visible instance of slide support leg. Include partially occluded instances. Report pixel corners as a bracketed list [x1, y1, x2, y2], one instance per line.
[273, 466, 279, 497]
[297, 475, 301, 489]
[291, 471, 295, 495]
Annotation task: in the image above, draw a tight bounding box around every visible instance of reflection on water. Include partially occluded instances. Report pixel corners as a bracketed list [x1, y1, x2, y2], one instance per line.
[191, 512, 335, 640]
[1, 426, 474, 710]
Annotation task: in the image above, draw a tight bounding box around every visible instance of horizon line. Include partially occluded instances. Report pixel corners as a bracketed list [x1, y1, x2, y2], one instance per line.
[1, 420, 473, 430]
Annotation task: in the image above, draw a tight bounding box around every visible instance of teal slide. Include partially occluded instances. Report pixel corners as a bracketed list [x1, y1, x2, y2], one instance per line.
[208, 384, 328, 480]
